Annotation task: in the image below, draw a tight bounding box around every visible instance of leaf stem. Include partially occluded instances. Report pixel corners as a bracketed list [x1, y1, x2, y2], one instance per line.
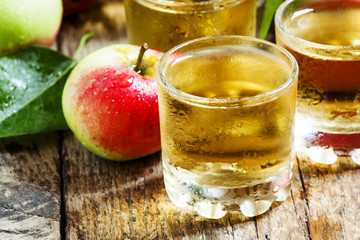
[74, 31, 94, 61]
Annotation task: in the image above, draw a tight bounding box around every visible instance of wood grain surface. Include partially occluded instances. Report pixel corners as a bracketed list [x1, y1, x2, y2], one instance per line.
[1, 0, 360, 239]
[0, 134, 61, 240]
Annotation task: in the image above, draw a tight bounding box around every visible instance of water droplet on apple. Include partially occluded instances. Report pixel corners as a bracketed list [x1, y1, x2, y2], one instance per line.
[118, 77, 134, 88]
[112, 70, 135, 88]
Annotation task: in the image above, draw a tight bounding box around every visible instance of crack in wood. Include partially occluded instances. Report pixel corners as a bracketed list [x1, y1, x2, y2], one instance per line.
[296, 157, 312, 240]
[227, 215, 235, 239]
[253, 217, 259, 239]
[290, 189, 311, 240]
[59, 132, 66, 240]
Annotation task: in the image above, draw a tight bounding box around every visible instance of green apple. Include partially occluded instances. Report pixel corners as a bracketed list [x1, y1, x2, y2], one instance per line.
[62, 44, 163, 161]
[0, 0, 63, 57]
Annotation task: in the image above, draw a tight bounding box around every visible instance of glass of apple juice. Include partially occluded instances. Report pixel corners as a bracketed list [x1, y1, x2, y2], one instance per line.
[156, 36, 298, 219]
[124, 0, 256, 52]
[275, 0, 360, 164]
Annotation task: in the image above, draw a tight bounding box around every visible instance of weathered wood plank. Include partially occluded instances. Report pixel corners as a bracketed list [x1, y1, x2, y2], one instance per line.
[0, 133, 61, 240]
[255, 159, 310, 240]
[62, 132, 261, 240]
[297, 153, 360, 240]
[63, 135, 326, 240]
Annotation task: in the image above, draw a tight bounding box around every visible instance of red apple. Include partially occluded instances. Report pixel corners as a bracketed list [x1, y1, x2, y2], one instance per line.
[62, 0, 99, 16]
[62, 44, 163, 161]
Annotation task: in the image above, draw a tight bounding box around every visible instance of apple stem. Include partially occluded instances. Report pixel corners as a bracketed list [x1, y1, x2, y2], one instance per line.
[134, 43, 149, 74]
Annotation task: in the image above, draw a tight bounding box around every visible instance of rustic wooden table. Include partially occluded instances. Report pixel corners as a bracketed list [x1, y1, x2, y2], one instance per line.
[1, 0, 360, 239]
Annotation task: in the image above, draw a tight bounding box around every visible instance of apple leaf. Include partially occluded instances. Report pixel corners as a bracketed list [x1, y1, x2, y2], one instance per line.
[259, 0, 285, 39]
[0, 45, 76, 138]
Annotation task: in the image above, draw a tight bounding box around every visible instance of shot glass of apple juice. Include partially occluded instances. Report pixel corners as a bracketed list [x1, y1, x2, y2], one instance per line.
[124, 0, 256, 52]
[157, 36, 298, 219]
[275, 0, 360, 164]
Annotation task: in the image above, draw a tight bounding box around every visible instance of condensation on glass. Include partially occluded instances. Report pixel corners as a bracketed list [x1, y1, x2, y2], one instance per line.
[157, 36, 298, 218]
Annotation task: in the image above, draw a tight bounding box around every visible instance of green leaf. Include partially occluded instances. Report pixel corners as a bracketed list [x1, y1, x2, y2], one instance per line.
[259, 0, 285, 39]
[0, 45, 76, 138]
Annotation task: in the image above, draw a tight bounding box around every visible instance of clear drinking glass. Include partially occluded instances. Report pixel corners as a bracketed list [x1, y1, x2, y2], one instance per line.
[124, 0, 256, 52]
[275, 0, 360, 164]
[157, 36, 298, 219]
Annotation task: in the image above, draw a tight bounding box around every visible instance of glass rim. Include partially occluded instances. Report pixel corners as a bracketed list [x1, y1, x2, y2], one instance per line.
[137, 0, 250, 13]
[139, 0, 245, 7]
[275, 0, 360, 57]
[157, 35, 298, 108]
[137, 0, 246, 13]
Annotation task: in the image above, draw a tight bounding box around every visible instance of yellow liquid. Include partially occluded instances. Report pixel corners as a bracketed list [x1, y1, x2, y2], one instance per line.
[284, 5, 360, 46]
[276, 4, 360, 133]
[158, 46, 297, 187]
[124, 0, 256, 51]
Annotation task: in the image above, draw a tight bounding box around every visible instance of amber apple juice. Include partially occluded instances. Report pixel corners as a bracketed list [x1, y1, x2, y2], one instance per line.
[276, 0, 360, 164]
[125, 0, 256, 51]
[157, 36, 298, 218]
[276, 0, 360, 134]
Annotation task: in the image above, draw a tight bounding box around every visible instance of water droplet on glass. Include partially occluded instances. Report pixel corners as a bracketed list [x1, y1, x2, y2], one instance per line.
[273, 185, 280, 193]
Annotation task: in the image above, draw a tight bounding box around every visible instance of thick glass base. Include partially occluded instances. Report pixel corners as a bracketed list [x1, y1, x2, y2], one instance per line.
[295, 113, 360, 164]
[163, 160, 293, 219]
[296, 132, 360, 164]
[296, 131, 360, 164]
